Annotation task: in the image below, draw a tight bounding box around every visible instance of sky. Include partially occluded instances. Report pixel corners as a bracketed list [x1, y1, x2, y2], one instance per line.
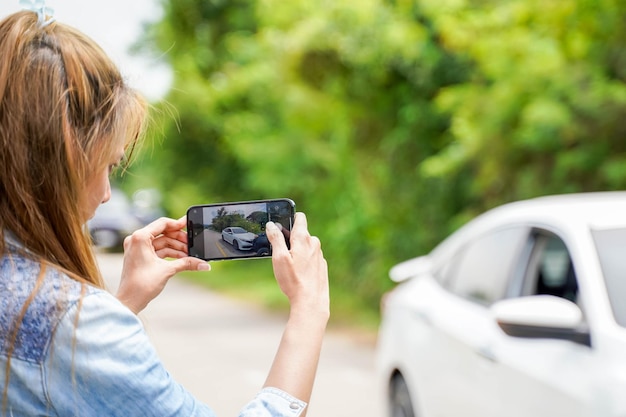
[0, 0, 172, 101]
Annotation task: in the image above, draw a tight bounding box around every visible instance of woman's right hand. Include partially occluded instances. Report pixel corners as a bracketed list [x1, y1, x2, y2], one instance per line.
[263, 212, 329, 413]
[265, 212, 329, 319]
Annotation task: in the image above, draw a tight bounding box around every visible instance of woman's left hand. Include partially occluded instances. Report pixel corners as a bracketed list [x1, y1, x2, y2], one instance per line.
[116, 216, 210, 314]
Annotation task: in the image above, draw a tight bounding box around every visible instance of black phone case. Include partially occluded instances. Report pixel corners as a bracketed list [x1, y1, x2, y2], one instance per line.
[186, 198, 295, 261]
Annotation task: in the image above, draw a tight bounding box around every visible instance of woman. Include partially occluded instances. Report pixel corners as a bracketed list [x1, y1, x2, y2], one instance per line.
[0, 8, 329, 417]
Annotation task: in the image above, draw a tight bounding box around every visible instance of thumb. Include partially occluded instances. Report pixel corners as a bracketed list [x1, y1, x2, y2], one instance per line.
[266, 221, 288, 255]
[169, 257, 211, 274]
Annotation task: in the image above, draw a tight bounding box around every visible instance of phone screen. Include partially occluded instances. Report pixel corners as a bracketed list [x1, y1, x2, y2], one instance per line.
[186, 199, 295, 261]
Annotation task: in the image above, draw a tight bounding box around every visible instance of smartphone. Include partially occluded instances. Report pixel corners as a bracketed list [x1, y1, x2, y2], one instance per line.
[186, 198, 295, 261]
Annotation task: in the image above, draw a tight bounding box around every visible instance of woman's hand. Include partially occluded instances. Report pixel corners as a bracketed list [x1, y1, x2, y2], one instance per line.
[117, 216, 210, 314]
[266, 212, 329, 319]
[263, 212, 329, 411]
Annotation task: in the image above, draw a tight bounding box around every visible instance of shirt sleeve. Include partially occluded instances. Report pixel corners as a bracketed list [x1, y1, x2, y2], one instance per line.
[239, 387, 307, 416]
[43, 290, 307, 417]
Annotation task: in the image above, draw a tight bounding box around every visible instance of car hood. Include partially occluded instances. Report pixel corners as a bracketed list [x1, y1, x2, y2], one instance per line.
[389, 255, 432, 282]
[237, 232, 257, 241]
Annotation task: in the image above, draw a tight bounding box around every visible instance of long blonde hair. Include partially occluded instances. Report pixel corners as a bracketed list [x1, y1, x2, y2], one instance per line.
[0, 11, 147, 286]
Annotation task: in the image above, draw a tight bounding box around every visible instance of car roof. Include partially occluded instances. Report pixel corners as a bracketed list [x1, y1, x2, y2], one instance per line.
[438, 191, 626, 257]
[391, 192, 626, 282]
[477, 191, 626, 230]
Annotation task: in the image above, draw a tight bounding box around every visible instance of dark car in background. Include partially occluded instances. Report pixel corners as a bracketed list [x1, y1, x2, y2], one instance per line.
[251, 232, 270, 256]
[87, 188, 162, 251]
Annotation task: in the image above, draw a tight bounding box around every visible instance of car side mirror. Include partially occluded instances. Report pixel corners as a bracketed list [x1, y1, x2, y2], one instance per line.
[491, 295, 591, 347]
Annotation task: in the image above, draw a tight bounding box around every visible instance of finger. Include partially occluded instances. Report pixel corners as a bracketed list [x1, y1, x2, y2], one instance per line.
[153, 236, 189, 257]
[161, 216, 188, 233]
[289, 212, 312, 249]
[168, 257, 211, 273]
[292, 212, 308, 234]
[152, 232, 187, 252]
[266, 221, 289, 256]
[143, 217, 186, 238]
[155, 247, 189, 259]
[310, 235, 322, 252]
[123, 228, 154, 251]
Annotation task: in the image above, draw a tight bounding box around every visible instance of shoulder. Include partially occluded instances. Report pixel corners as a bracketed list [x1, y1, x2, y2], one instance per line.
[0, 252, 101, 362]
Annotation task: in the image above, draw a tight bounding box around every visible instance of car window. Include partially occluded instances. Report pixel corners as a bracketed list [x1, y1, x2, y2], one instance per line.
[519, 232, 578, 304]
[445, 226, 528, 305]
[592, 228, 626, 328]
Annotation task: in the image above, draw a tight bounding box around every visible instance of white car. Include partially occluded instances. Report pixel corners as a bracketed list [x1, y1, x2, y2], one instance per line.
[377, 192, 626, 417]
[221, 227, 256, 251]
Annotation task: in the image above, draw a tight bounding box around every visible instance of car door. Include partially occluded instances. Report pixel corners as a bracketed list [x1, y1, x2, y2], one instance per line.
[222, 228, 233, 244]
[489, 230, 596, 417]
[418, 226, 529, 417]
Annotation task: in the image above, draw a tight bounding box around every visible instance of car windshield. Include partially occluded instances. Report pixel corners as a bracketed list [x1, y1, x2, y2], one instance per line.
[232, 227, 247, 234]
[592, 227, 626, 328]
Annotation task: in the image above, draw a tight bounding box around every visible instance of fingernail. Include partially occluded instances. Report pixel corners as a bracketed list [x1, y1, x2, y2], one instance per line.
[197, 263, 211, 271]
[266, 221, 276, 231]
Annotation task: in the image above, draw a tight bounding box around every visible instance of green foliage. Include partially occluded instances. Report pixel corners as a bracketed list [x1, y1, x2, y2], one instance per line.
[210, 208, 262, 233]
[132, 0, 626, 315]
[421, 0, 626, 209]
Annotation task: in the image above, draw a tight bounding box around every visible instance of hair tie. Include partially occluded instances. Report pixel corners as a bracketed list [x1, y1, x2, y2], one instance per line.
[20, 0, 55, 27]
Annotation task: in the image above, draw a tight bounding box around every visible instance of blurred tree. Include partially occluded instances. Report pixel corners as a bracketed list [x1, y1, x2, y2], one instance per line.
[137, 0, 472, 308]
[420, 0, 626, 214]
[135, 0, 626, 311]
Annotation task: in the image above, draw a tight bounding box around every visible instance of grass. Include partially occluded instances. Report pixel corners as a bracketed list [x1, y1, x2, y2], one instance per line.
[180, 258, 381, 338]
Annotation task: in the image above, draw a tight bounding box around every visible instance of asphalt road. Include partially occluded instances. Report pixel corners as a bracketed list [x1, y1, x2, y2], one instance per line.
[97, 253, 385, 417]
[203, 230, 251, 259]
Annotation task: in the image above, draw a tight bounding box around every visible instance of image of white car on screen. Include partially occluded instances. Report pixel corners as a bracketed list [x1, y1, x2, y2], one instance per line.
[221, 227, 257, 251]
